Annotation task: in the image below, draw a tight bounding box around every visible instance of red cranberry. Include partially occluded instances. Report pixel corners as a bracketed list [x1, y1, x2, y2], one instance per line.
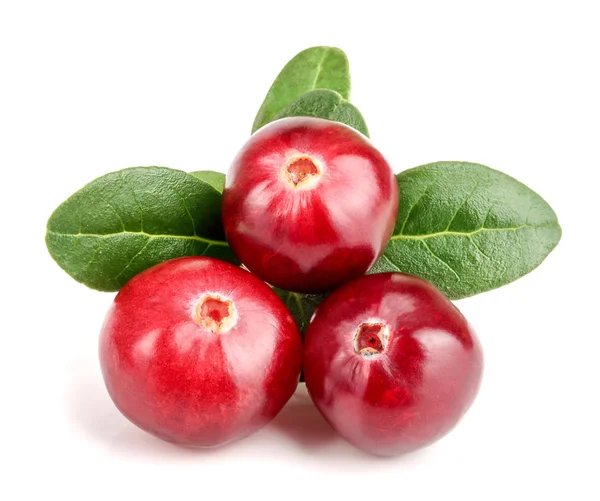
[222, 117, 398, 293]
[303, 273, 483, 456]
[99, 257, 302, 447]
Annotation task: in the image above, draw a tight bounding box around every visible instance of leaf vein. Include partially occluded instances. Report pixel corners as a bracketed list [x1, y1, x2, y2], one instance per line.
[468, 236, 493, 260]
[293, 292, 308, 327]
[167, 182, 197, 236]
[113, 239, 151, 286]
[199, 243, 213, 257]
[399, 185, 431, 235]
[46, 230, 228, 247]
[444, 181, 479, 231]
[381, 253, 402, 271]
[391, 222, 556, 241]
[420, 240, 461, 281]
[99, 195, 126, 232]
[83, 240, 103, 272]
[311, 49, 329, 90]
[121, 172, 144, 232]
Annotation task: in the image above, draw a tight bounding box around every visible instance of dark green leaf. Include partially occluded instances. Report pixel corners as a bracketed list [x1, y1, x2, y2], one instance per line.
[252, 46, 351, 133]
[273, 288, 326, 335]
[273, 281, 327, 387]
[189, 170, 225, 194]
[370, 161, 561, 299]
[46, 166, 237, 291]
[274, 89, 369, 137]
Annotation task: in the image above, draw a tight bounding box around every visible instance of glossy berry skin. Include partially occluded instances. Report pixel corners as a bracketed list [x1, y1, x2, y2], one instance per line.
[304, 273, 483, 456]
[99, 256, 302, 447]
[222, 117, 398, 294]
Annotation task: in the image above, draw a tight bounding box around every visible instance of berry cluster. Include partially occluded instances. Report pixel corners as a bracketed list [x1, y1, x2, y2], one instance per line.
[46, 46, 559, 457]
[100, 117, 482, 456]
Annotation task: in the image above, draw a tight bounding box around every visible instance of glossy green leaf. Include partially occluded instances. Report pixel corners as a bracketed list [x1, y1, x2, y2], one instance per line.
[274, 89, 369, 137]
[252, 46, 351, 133]
[46, 166, 237, 291]
[189, 170, 225, 194]
[273, 288, 326, 335]
[370, 162, 562, 299]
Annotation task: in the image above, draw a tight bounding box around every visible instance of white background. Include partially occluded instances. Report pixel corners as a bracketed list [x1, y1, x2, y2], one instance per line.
[1, 1, 599, 499]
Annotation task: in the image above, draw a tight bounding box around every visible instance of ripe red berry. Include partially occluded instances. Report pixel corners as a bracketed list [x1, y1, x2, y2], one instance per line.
[222, 117, 398, 293]
[99, 257, 303, 447]
[304, 272, 483, 456]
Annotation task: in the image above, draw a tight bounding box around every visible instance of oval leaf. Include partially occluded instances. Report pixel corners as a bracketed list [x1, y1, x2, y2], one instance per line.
[46, 166, 237, 291]
[274, 89, 369, 137]
[189, 170, 225, 194]
[252, 46, 351, 133]
[370, 161, 561, 299]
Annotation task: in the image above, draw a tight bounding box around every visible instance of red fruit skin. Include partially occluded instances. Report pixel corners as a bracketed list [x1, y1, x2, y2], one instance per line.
[99, 257, 303, 447]
[304, 273, 483, 457]
[222, 117, 398, 294]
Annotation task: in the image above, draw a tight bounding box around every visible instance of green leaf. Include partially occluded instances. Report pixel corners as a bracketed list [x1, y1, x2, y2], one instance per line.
[274, 89, 369, 137]
[189, 170, 225, 194]
[252, 46, 351, 133]
[272, 288, 326, 335]
[45, 166, 238, 292]
[370, 161, 561, 299]
[272, 288, 326, 383]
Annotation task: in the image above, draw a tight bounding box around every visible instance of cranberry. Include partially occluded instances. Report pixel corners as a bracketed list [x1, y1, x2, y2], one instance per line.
[99, 257, 302, 447]
[222, 117, 398, 293]
[303, 273, 483, 456]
